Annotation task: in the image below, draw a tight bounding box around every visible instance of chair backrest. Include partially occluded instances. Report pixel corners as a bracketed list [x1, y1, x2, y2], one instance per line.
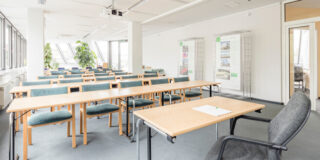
[86, 66, 92, 70]
[173, 77, 189, 82]
[144, 74, 158, 78]
[115, 72, 127, 75]
[122, 75, 139, 79]
[59, 79, 83, 84]
[95, 73, 109, 77]
[51, 71, 66, 75]
[70, 70, 84, 74]
[112, 70, 123, 72]
[72, 67, 79, 70]
[267, 92, 311, 159]
[144, 70, 158, 74]
[58, 67, 65, 71]
[150, 78, 169, 85]
[81, 83, 111, 92]
[29, 86, 69, 97]
[96, 77, 115, 81]
[22, 80, 51, 86]
[38, 75, 59, 79]
[64, 74, 82, 78]
[119, 80, 143, 88]
[94, 70, 105, 73]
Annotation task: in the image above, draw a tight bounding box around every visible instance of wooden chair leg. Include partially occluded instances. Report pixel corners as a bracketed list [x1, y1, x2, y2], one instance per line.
[128, 111, 131, 134]
[16, 112, 19, 132]
[118, 109, 122, 135]
[23, 111, 28, 160]
[83, 103, 87, 145]
[71, 104, 76, 148]
[20, 111, 23, 124]
[108, 113, 112, 127]
[28, 128, 32, 145]
[58, 106, 61, 110]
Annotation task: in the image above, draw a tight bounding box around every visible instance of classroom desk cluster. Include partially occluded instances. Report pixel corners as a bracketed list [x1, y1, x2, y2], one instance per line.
[6, 75, 266, 160]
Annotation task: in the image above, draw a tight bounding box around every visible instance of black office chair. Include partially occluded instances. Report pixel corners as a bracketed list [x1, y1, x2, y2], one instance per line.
[205, 92, 311, 160]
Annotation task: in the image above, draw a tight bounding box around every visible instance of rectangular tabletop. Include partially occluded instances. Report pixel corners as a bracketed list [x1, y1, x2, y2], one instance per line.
[134, 96, 265, 137]
[7, 80, 217, 112]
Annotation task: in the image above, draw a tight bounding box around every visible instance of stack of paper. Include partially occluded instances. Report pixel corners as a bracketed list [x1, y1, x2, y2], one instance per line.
[193, 105, 231, 116]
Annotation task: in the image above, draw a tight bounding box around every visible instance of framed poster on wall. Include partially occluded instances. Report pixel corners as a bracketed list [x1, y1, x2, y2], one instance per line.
[215, 34, 241, 90]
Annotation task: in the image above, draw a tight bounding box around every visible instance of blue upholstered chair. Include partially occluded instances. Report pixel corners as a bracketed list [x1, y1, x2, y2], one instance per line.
[38, 75, 59, 80]
[58, 67, 65, 71]
[26, 87, 74, 147]
[79, 83, 122, 136]
[70, 70, 84, 74]
[150, 78, 181, 105]
[173, 77, 202, 102]
[112, 70, 123, 72]
[121, 75, 139, 80]
[143, 73, 158, 78]
[115, 72, 128, 75]
[119, 80, 154, 134]
[21, 80, 51, 86]
[95, 73, 109, 77]
[95, 76, 116, 81]
[205, 92, 311, 160]
[86, 66, 92, 70]
[72, 67, 79, 70]
[64, 74, 82, 78]
[51, 71, 66, 75]
[59, 78, 83, 84]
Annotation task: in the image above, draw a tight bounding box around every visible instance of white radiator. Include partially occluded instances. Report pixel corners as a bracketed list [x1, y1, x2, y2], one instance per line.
[0, 82, 14, 110]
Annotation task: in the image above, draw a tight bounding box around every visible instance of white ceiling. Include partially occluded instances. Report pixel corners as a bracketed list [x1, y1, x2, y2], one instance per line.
[0, 0, 281, 41]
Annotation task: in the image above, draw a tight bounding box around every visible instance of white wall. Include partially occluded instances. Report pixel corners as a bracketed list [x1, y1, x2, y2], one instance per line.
[143, 3, 282, 102]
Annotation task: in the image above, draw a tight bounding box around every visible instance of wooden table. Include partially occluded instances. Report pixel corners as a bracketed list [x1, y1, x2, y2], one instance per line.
[7, 80, 219, 160]
[134, 96, 265, 160]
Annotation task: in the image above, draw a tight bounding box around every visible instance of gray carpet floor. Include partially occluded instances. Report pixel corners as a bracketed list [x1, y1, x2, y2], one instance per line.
[1, 91, 320, 160]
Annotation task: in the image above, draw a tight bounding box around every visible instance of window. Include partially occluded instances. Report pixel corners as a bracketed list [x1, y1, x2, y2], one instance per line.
[94, 41, 109, 65]
[5, 21, 12, 69]
[109, 40, 128, 71]
[0, 16, 3, 70]
[12, 29, 16, 68]
[16, 34, 21, 67]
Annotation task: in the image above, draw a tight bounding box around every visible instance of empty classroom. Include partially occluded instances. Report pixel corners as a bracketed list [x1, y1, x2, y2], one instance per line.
[1, 0, 320, 160]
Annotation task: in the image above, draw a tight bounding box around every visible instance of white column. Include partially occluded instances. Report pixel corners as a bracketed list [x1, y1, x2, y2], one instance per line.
[27, 8, 44, 80]
[128, 22, 143, 74]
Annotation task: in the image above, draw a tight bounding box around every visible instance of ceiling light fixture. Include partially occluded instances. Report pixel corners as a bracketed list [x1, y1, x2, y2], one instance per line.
[38, 0, 46, 5]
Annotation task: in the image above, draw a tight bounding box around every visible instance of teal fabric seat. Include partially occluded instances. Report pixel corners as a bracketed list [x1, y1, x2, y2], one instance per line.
[86, 103, 119, 115]
[112, 70, 123, 72]
[28, 111, 72, 126]
[174, 77, 189, 82]
[38, 75, 59, 79]
[156, 94, 181, 101]
[22, 80, 51, 86]
[51, 71, 66, 75]
[64, 74, 81, 78]
[122, 75, 139, 79]
[82, 83, 110, 92]
[70, 71, 84, 74]
[184, 90, 202, 97]
[150, 78, 169, 85]
[127, 98, 154, 107]
[144, 71, 158, 74]
[30, 87, 68, 97]
[60, 79, 83, 84]
[120, 81, 142, 88]
[94, 70, 105, 73]
[96, 76, 115, 81]
[95, 73, 109, 77]
[144, 74, 158, 78]
[115, 72, 127, 75]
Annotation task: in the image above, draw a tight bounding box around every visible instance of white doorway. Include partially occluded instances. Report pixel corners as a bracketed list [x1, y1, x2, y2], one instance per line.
[284, 23, 317, 110]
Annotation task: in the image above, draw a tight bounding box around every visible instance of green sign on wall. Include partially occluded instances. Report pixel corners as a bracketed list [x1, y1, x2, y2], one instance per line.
[216, 37, 221, 42]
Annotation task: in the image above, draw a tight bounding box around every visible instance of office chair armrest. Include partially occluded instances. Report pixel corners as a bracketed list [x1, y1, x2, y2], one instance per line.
[230, 115, 271, 135]
[217, 135, 287, 160]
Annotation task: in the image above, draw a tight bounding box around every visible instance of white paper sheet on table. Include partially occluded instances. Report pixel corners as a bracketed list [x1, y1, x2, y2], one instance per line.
[193, 105, 231, 116]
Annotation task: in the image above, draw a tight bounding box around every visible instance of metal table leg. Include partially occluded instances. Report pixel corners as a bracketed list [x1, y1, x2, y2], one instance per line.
[9, 112, 16, 160]
[126, 97, 130, 136]
[209, 85, 212, 97]
[147, 126, 152, 160]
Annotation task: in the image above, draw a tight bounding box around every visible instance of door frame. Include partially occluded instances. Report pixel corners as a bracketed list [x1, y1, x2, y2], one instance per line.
[283, 22, 317, 110]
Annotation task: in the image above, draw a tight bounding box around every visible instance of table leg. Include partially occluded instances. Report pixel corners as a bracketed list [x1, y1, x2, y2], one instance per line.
[9, 112, 16, 160]
[83, 103, 87, 145]
[136, 119, 143, 160]
[209, 85, 212, 97]
[161, 92, 164, 106]
[23, 111, 28, 160]
[216, 123, 219, 140]
[72, 104, 77, 148]
[147, 126, 152, 160]
[126, 97, 130, 136]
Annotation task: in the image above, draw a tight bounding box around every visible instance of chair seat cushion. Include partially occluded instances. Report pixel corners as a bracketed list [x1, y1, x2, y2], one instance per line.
[156, 94, 181, 101]
[205, 136, 267, 160]
[86, 103, 119, 115]
[126, 98, 154, 107]
[28, 111, 72, 126]
[184, 91, 202, 97]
